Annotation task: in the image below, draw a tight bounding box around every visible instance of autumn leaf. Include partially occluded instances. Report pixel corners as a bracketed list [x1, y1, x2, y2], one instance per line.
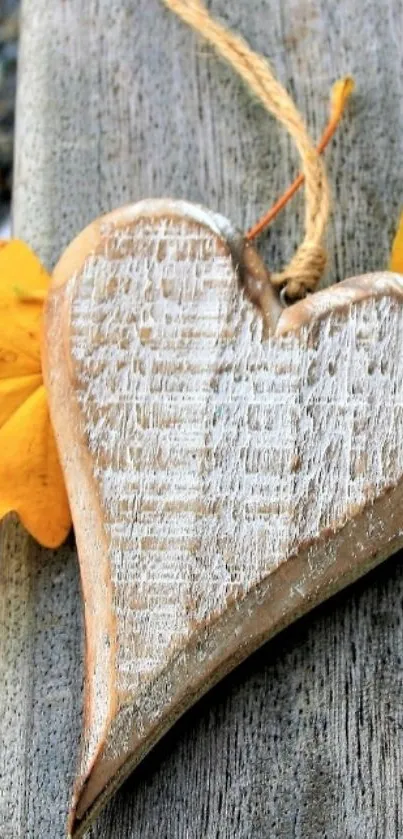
[0, 240, 71, 548]
[389, 212, 403, 273]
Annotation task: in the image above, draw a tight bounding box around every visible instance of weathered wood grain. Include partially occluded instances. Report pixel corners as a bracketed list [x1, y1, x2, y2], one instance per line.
[44, 196, 403, 835]
[1, 0, 402, 837]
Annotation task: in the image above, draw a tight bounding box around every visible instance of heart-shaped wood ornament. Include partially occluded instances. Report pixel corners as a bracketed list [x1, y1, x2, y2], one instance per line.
[43, 199, 403, 837]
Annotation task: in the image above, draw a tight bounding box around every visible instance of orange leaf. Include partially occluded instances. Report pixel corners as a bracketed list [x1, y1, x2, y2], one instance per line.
[390, 212, 403, 273]
[0, 240, 72, 547]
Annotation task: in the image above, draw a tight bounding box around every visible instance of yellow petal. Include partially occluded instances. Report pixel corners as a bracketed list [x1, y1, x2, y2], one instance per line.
[0, 240, 71, 546]
[0, 384, 72, 548]
[0, 240, 50, 378]
[0, 373, 43, 427]
[0, 313, 43, 377]
[330, 76, 355, 122]
[389, 212, 403, 273]
[0, 239, 50, 301]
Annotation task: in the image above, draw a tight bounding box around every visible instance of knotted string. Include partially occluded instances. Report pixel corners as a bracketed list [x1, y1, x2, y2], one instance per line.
[162, 0, 331, 299]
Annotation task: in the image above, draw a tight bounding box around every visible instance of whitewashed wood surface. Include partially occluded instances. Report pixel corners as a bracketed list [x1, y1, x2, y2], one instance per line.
[1, 0, 403, 837]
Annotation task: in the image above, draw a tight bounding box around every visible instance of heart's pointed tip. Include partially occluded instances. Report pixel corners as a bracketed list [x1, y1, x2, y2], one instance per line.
[67, 805, 83, 839]
[67, 492, 403, 831]
[66, 803, 76, 838]
[67, 821, 81, 839]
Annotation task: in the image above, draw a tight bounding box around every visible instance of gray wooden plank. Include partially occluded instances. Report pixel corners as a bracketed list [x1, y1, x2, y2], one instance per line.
[0, 0, 401, 837]
[0, 520, 83, 839]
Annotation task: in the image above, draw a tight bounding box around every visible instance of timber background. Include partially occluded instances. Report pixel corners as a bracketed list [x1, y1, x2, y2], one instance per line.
[0, 1, 403, 838]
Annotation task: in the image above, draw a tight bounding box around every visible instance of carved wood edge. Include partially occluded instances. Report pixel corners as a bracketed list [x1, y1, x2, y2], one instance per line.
[72, 496, 403, 839]
[42, 199, 403, 837]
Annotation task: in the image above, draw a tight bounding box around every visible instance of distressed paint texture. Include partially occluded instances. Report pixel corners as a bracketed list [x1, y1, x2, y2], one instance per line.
[71, 217, 403, 689]
[43, 205, 403, 830]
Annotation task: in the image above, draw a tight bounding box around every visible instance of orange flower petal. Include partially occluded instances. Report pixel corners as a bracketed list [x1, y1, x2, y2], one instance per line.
[0, 239, 50, 300]
[0, 373, 43, 427]
[0, 385, 72, 548]
[0, 240, 71, 547]
[0, 240, 50, 378]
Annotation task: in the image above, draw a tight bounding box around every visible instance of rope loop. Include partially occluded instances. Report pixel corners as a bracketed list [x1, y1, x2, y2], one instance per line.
[272, 242, 327, 298]
[162, 0, 331, 299]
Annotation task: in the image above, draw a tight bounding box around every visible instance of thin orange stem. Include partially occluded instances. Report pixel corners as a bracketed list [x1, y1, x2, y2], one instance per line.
[245, 116, 340, 242]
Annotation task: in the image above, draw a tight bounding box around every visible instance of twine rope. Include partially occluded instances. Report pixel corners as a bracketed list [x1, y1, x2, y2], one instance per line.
[162, 0, 331, 298]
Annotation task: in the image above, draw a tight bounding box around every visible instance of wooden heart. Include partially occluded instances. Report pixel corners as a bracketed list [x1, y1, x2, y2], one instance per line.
[43, 199, 403, 837]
